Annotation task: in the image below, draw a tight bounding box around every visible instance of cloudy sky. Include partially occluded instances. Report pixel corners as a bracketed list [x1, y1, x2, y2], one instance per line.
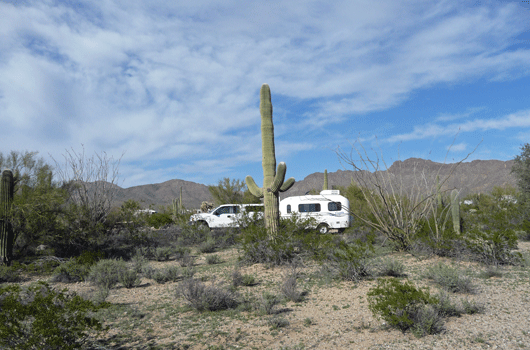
[1, 0, 530, 188]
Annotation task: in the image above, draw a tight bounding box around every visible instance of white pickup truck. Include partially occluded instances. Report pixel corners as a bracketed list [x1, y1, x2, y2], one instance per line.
[189, 204, 264, 229]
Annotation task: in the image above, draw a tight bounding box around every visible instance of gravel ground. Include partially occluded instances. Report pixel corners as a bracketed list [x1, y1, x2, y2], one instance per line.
[14, 242, 530, 349]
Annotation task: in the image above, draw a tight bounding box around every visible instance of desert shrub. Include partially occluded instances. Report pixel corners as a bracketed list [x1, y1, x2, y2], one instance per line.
[52, 251, 104, 283]
[87, 259, 127, 290]
[268, 316, 290, 329]
[239, 218, 333, 266]
[179, 252, 195, 268]
[152, 266, 180, 284]
[433, 291, 463, 317]
[140, 264, 156, 279]
[460, 298, 485, 314]
[131, 253, 149, 273]
[0, 281, 105, 349]
[326, 238, 375, 282]
[424, 263, 477, 294]
[145, 212, 174, 229]
[178, 224, 210, 246]
[461, 191, 523, 266]
[231, 268, 243, 287]
[206, 254, 222, 265]
[414, 213, 460, 258]
[367, 278, 440, 334]
[153, 246, 174, 261]
[198, 239, 217, 254]
[259, 292, 280, 315]
[280, 273, 303, 302]
[377, 257, 406, 277]
[409, 304, 445, 338]
[118, 269, 141, 288]
[0, 264, 21, 283]
[463, 222, 522, 266]
[176, 279, 239, 312]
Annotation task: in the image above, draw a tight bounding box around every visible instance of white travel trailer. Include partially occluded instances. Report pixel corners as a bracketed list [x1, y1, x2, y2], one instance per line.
[279, 190, 351, 233]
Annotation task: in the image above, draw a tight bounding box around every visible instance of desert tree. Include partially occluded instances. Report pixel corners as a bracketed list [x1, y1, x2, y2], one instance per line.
[53, 146, 123, 237]
[336, 137, 477, 251]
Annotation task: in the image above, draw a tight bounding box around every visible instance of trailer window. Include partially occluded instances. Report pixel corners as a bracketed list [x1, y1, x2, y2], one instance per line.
[286, 205, 291, 213]
[328, 202, 342, 211]
[298, 203, 321, 212]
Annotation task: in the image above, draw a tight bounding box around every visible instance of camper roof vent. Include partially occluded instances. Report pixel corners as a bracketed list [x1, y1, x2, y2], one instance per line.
[320, 190, 340, 195]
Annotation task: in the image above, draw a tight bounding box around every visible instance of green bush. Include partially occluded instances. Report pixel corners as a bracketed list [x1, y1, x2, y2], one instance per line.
[87, 259, 127, 290]
[152, 266, 180, 284]
[326, 238, 375, 282]
[367, 278, 440, 334]
[0, 264, 20, 283]
[52, 251, 104, 283]
[239, 218, 333, 266]
[0, 281, 105, 349]
[118, 269, 141, 288]
[145, 212, 174, 229]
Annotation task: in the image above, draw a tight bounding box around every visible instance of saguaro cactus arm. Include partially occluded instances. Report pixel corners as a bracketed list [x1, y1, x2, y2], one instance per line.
[245, 175, 264, 198]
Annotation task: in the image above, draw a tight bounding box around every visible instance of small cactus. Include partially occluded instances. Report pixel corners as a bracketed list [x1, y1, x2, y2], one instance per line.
[450, 189, 461, 235]
[246, 84, 295, 238]
[1, 169, 14, 265]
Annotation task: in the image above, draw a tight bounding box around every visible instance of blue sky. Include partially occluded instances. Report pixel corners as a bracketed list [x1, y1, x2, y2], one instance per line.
[1, 0, 530, 188]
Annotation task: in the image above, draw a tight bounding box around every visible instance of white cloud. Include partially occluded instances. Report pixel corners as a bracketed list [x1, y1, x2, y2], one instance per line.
[1, 0, 530, 186]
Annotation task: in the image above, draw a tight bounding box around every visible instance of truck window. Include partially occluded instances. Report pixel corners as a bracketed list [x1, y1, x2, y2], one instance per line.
[299, 203, 321, 212]
[328, 202, 342, 211]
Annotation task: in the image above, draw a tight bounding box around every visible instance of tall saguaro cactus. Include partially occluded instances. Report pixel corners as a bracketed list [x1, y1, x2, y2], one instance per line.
[323, 169, 329, 191]
[246, 84, 295, 238]
[1, 169, 14, 265]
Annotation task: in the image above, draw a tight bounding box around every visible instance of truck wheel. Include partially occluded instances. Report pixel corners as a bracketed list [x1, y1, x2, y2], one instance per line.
[317, 224, 329, 234]
[198, 221, 210, 231]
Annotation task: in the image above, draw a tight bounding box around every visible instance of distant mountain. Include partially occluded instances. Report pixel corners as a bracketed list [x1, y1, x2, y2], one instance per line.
[110, 158, 517, 209]
[111, 179, 212, 210]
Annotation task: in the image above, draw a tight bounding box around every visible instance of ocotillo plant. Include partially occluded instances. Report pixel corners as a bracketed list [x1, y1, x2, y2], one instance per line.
[246, 84, 295, 238]
[323, 169, 328, 191]
[1, 169, 14, 265]
[450, 189, 461, 235]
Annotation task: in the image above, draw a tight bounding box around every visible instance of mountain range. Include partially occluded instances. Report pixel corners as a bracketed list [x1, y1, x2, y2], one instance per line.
[111, 158, 517, 210]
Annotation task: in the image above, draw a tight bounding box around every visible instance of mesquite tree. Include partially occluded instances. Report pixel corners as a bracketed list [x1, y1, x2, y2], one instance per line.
[246, 84, 295, 238]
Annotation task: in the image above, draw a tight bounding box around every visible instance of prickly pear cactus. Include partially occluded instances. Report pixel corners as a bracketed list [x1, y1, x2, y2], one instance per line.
[1, 169, 14, 265]
[246, 84, 295, 238]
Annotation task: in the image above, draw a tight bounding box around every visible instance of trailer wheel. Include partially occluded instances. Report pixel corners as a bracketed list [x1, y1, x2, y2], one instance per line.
[317, 223, 329, 234]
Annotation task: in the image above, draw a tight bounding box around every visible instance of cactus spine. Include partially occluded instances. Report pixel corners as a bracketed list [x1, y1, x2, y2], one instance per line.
[323, 169, 328, 191]
[1, 169, 14, 265]
[450, 189, 461, 235]
[246, 84, 295, 238]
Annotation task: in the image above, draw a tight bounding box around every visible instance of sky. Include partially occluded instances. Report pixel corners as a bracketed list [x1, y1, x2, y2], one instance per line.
[1, 0, 530, 189]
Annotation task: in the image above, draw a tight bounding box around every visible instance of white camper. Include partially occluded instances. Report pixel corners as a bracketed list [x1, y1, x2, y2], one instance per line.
[279, 190, 351, 233]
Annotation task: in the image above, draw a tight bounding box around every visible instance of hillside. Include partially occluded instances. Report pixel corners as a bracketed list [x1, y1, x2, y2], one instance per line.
[111, 158, 517, 209]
